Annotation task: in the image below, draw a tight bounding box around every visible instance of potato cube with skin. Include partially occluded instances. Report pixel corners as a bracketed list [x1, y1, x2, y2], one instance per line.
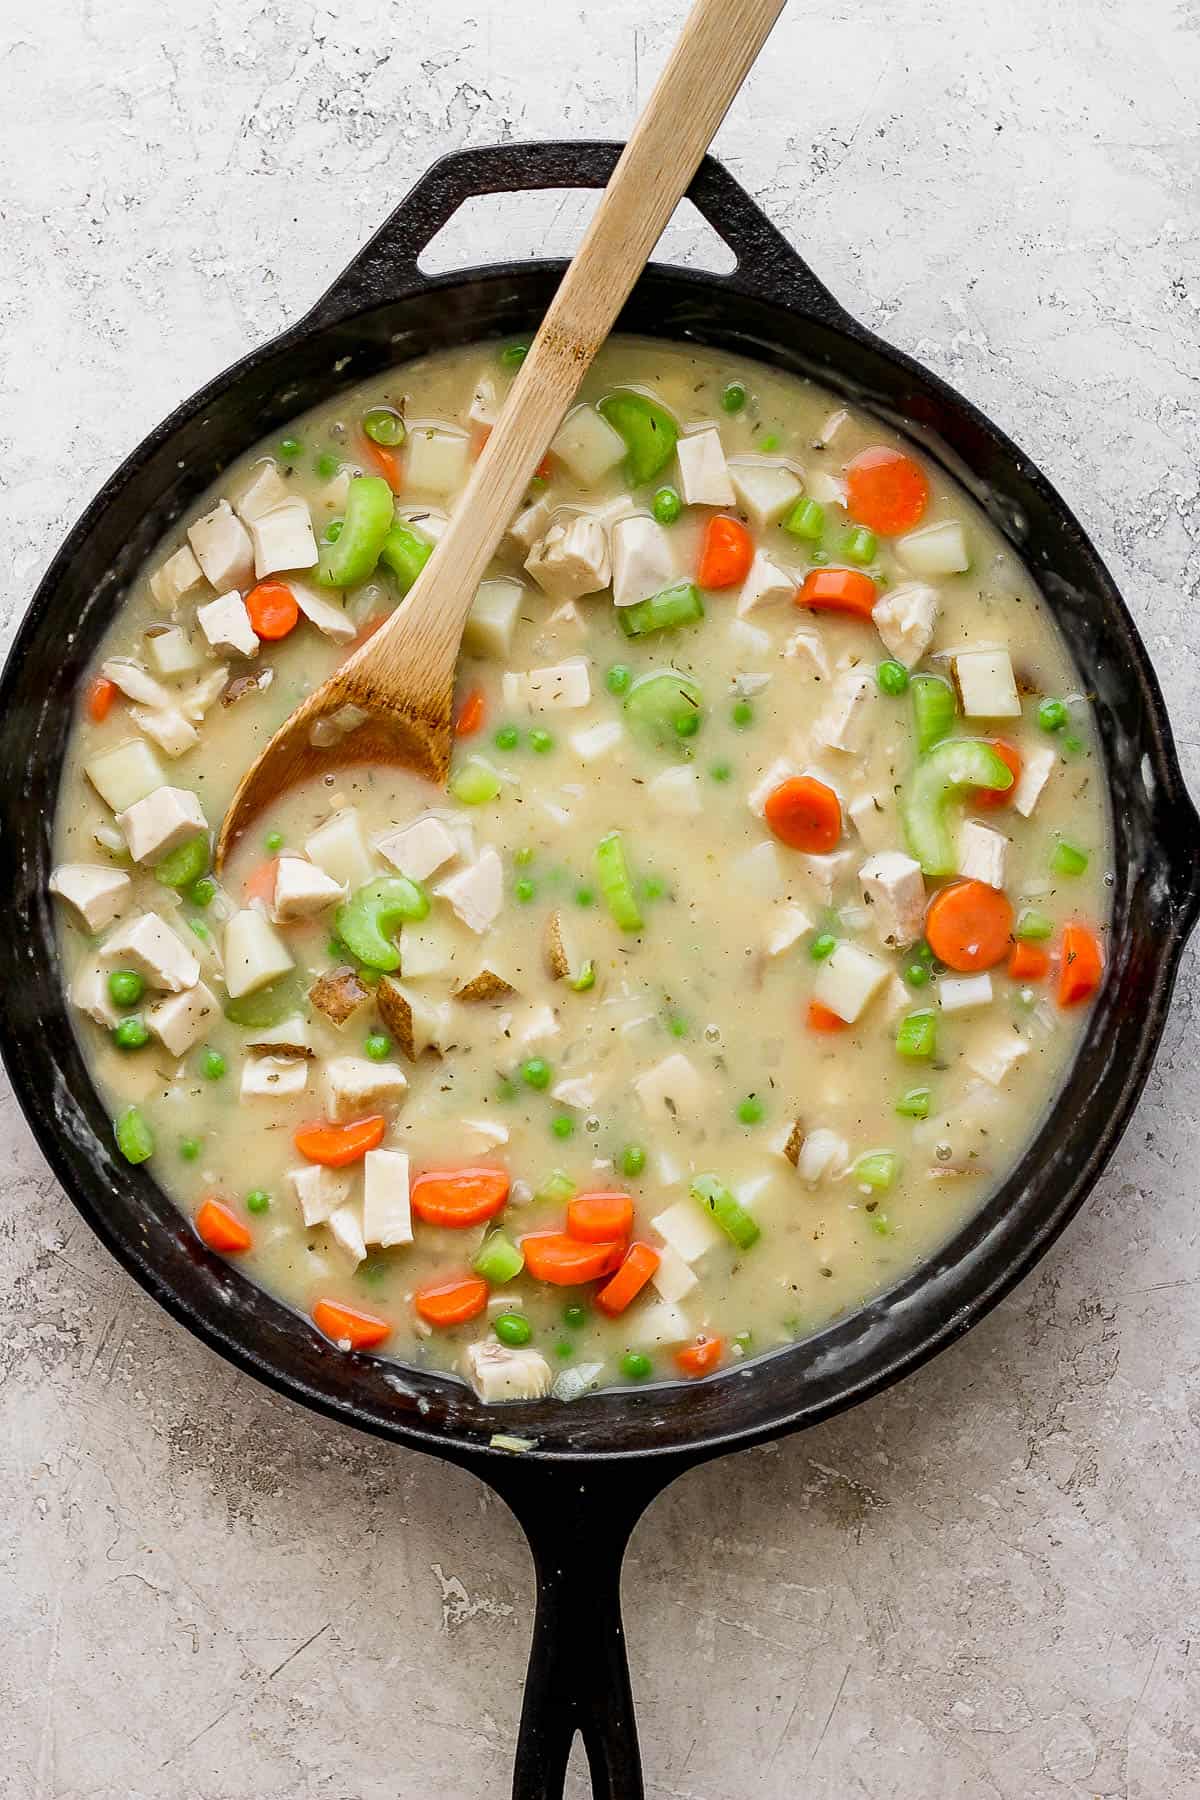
[144, 626, 204, 679]
[551, 406, 627, 485]
[232, 460, 291, 524]
[796, 1128, 849, 1183]
[328, 1201, 367, 1267]
[464, 1340, 553, 1403]
[376, 980, 453, 1060]
[271, 855, 346, 923]
[506, 495, 553, 556]
[967, 1031, 1030, 1086]
[651, 1244, 698, 1304]
[859, 851, 926, 949]
[149, 544, 205, 611]
[635, 1051, 712, 1125]
[1013, 744, 1056, 818]
[375, 815, 459, 883]
[611, 515, 677, 608]
[289, 1164, 351, 1228]
[728, 458, 803, 530]
[101, 914, 200, 992]
[955, 650, 1021, 719]
[223, 910, 295, 998]
[649, 765, 702, 818]
[288, 580, 355, 644]
[502, 660, 591, 713]
[435, 846, 503, 935]
[196, 592, 259, 660]
[626, 1298, 692, 1350]
[652, 1197, 723, 1264]
[249, 500, 318, 578]
[406, 428, 469, 496]
[187, 500, 254, 592]
[938, 973, 994, 1013]
[362, 1149, 412, 1247]
[813, 941, 890, 1023]
[737, 551, 795, 619]
[246, 1016, 313, 1056]
[50, 864, 132, 933]
[782, 628, 831, 678]
[763, 902, 814, 957]
[872, 582, 939, 669]
[675, 427, 735, 507]
[815, 671, 876, 754]
[323, 1056, 408, 1123]
[128, 705, 199, 759]
[525, 517, 611, 602]
[305, 809, 373, 890]
[145, 981, 218, 1056]
[116, 787, 207, 864]
[957, 820, 1009, 889]
[72, 960, 121, 1027]
[464, 579, 524, 659]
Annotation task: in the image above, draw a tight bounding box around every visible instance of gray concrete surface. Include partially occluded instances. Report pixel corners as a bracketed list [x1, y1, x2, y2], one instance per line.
[2, 0, 1198, 1794]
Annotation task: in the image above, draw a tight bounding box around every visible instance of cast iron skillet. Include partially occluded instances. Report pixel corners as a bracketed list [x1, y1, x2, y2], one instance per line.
[2, 142, 1197, 1798]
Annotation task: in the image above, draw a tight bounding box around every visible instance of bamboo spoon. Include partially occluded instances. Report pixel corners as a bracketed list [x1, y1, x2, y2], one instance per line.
[215, 0, 786, 870]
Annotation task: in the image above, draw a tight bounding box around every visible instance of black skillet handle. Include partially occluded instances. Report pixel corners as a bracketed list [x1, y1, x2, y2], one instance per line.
[305, 139, 855, 332]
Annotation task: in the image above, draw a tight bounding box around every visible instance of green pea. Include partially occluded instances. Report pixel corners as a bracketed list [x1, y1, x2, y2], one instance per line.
[710, 761, 732, 783]
[653, 486, 682, 525]
[494, 724, 520, 750]
[877, 660, 909, 697]
[621, 1351, 653, 1380]
[189, 920, 210, 942]
[736, 1095, 765, 1126]
[514, 846, 535, 867]
[810, 932, 837, 961]
[605, 664, 632, 696]
[315, 451, 340, 479]
[904, 962, 930, 987]
[277, 436, 302, 461]
[529, 728, 554, 754]
[365, 1032, 392, 1061]
[515, 879, 536, 904]
[113, 1017, 149, 1050]
[759, 433, 780, 453]
[200, 1049, 226, 1081]
[494, 1313, 532, 1347]
[115, 1106, 154, 1165]
[521, 1057, 552, 1091]
[574, 885, 594, 907]
[809, 548, 830, 566]
[721, 381, 747, 414]
[555, 1340, 575, 1360]
[1038, 697, 1068, 732]
[107, 969, 144, 1008]
[564, 1304, 586, 1329]
[155, 833, 209, 889]
[265, 830, 284, 852]
[551, 1115, 574, 1139]
[179, 1137, 202, 1162]
[674, 712, 700, 738]
[246, 1188, 271, 1214]
[500, 342, 529, 369]
[641, 876, 666, 900]
[621, 1144, 647, 1178]
[363, 405, 405, 447]
[731, 698, 754, 728]
[323, 518, 344, 542]
[496, 1077, 517, 1102]
[189, 877, 216, 908]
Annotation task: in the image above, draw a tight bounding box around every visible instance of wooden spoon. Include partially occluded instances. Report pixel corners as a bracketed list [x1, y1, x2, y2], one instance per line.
[215, 0, 786, 870]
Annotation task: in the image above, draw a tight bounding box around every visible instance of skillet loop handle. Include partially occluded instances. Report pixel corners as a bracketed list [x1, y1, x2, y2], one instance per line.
[305, 139, 854, 332]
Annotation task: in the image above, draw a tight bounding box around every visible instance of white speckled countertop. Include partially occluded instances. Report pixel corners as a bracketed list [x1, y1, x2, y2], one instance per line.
[2, 2, 1199, 1794]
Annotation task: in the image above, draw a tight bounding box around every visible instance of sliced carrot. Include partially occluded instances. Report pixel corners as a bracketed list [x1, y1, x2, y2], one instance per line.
[675, 1333, 724, 1378]
[925, 880, 1014, 972]
[350, 611, 389, 650]
[361, 436, 403, 492]
[764, 776, 842, 853]
[567, 1192, 635, 1243]
[471, 424, 492, 460]
[595, 1242, 659, 1316]
[844, 446, 930, 536]
[312, 1298, 392, 1351]
[521, 1233, 626, 1285]
[454, 687, 486, 738]
[415, 1276, 489, 1328]
[243, 855, 279, 906]
[535, 454, 554, 481]
[796, 567, 878, 619]
[194, 1197, 252, 1255]
[1058, 922, 1104, 1008]
[245, 579, 300, 641]
[697, 514, 754, 589]
[294, 1115, 386, 1167]
[1008, 940, 1050, 982]
[807, 1000, 848, 1032]
[975, 740, 1022, 810]
[410, 1167, 510, 1228]
[86, 675, 118, 723]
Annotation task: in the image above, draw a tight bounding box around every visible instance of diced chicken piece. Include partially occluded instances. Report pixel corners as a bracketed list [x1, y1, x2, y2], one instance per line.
[652, 1196, 723, 1264]
[728, 458, 802, 530]
[938, 973, 994, 1013]
[967, 1030, 1030, 1086]
[463, 1339, 553, 1403]
[196, 592, 259, 659]
[796, 1128, 849, 1183]
[396, 506, 446, 542]
[179, 665, 232, 721]
[514, 1002, 560, 1047]
[288, 580, 355, 644]
[610, 515, 677, 607]
[309, 965, 370, 1027]
[376, 815, 459, 883]
[872, 581, 939, 669]
[736, 551, 794, 619]
[328, 1201, 367, 1266]
[806, 470, 846, 506]
[551, 405, 627, 485]
[246, 1016, 313, 1057]
[101, 913, 199, 992]
[71, 960, 121, 1027]
[747, 757, 799, 818]
[116, 786, 207, 864]
[289, 1164, 352, 1228]
[128, 705, 199, 759]
[149, 544, 205, 611]
[506, 495, 554, 556]
[49, 864, 132, 933]
[143, 625, 205, 679]
[323, 1056, 408, 1124]
[187, 500, 254, 592]
[570, 720, 623, 763]
[232, 459, 291, 524]
[376, 978, 452, 1060]
[525, 517, 611, 602]
[546, 598, 587, 638]
[502, 659, 591, 713]
[458, 1118, 511, 1154]
[782, 627, 831, 678]
[551, 1076, 596, 1112]
[763, 902, 814, 957]
[362, 1148, 412, 1247]
[958, 820, 1009, 890]
[955, 649, 1021, 719]
[406, 427, 469, 496]
[464, 578, 524, 659]
[651, 1244, 698, 1304]
[848, 792, 892, 852]
[727, 617, 771, 660]
[635, 1051, 712, 1125]
[626, 1298, 692, 1350]
[816, 407, 849, 447]
[728, 839, 785, 900]
[815, 671, 877, 754]
[896, 520, 969, 578]
[468, 374, 498, 429]
[813, 941, 890, 1023]
[271, 855, 346, 922]
[649, 765, 702, 817]
[435, 846, 503, 935]
[145, 981, 218, 1056]
[223, 911, 294, 998]
[101, 658, 172, 710]
[675, 427, 735, 507]
[305, 809, 373, 889]
[859, 851, 926, 949]
[1013, 744, 1056, 818]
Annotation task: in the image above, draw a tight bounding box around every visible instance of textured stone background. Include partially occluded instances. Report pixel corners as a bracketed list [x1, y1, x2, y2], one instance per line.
[2, 1, 1198, 1795]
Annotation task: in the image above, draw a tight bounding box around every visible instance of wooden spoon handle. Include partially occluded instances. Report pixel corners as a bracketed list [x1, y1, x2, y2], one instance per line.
[356, 0, 787, 692]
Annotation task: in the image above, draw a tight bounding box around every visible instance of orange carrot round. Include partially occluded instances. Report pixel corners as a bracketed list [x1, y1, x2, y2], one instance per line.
[925, 880, 1014, 972]
[415, 1276, 489, 1327]
[243, 855, 279, 906]
[807, 1000, 848, 1032]
[764, 776, 842, 853]
[1058, 922, 1104, 1007]
[1008, 940, 1050, 982]
[697, 514, 753, 589]
[595, 1242, 659, 1316]
[521, 1233, 626, 1285]
[245, 580, 300, 640]
[411, 1167, 510, 1228]
[312, 1298, 392, 1350]
[796, 567, 877, 619]
[294, 1115, 386, 1167]
[86, 674, 118, 723]
[974, 740, 1022, 810]
[194, 1197, 253, 1255]
[566, 1192, 635, 1243]
[454, 687, 486, 738]
[675, 1334, 724, 1378]
[844, 446, 930, 535]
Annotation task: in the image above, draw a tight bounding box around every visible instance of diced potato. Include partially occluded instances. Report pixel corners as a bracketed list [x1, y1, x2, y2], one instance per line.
[144, 626, 205, 679]
[196, 592, 259, 659]
[145, 981, 218, 1056]
[728, 839, 785, 900]
[938, 973, 994, 1013]
[232, 460, 290, 523]
[246, 1016, 313, 1056]
[362, 1148, 412, 1247]
[502, 659, 591, 713]
[525, 517, 611, 602]
[652, 1196, 723, 1264]
[872, 582, 939, 668]
[626, 1297, 692, 1349]
[223, 910, 295, 998]
[323, 1056, 408, 1123]
[271, 855, 346, 922]
[675, 427, 735, 507]
[634, 1051, 712, 1125]
[813, 941, 889, 1023]
[288, 580, 355, 644]
[100, 913, 200, 992]
[309, 965, 370, 1026]
[955, 649, 1020, 719]
[376, 978, 452, 1060]
[966, 1031, 1030, 1086]
[187, 500, 254, 591]
[649, 765, 702, 817]
[49, 863, 132, 933]
[149, 544, 205, 611]
[728, 458, 802, 530]
[551, 405, 627, 485]
[737, 551, 794, 618]
[896, 520, 969, 578]
[957, 820, 1009, 889]
[464, 1340, 553, 1403]
[328, 1201, 367, 1266]
[1013, 744, 1056, 818]
[128, 706, 199, 759]
[305, 808, 373, 889]
[463, 577, 525, 660]
[506, 495, 553, 556]
[406, 427, 469, 496]
[650, 1244, 698, 1304]
[611, 515, 677, 608]
[763, 902, 813, 957]
[71, 960, 121, 1027]
[117, 786, 207, 863]
[375, 815, 459, 883]
[290, 1164, 351, 1227]
[858, 851, 926, 949]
